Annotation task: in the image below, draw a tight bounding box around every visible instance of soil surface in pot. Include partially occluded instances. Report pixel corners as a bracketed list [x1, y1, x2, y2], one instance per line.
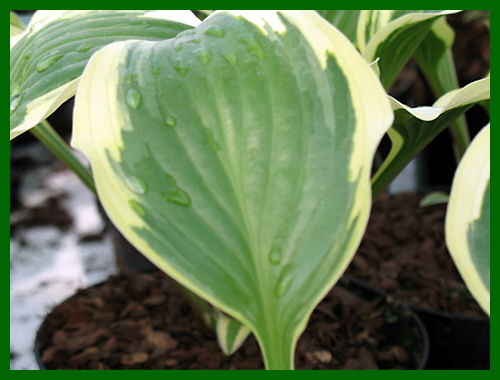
[37, 272, 424, 370]
[345, 192, 486, 317]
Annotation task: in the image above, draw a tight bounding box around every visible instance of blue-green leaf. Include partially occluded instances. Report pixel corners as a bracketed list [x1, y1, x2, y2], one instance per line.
[372, 77, 490, 198]
[446, 124, 490, 316]
[10, 10, 200, 140]
[358, 10, 460, 89]
[72, 10, 393, 369]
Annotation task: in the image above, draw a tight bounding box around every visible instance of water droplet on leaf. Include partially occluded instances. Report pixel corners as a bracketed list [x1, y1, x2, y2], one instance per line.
[204, 26, 225, 38]
[248, 45, 264, 59]
[162, 173, 191, 206]
[76, 44, 94, 52]
[126, 89, 142, 109]
[36, 51, 65, 72]
[196, 50, 212, 65]
[10, 92, 24, 112]
[274, 265, 294, 298]
[268, 246, 282, 265]
[124, 175, 147, 194]
[174, 62, 189, 76]
[162, 189, 191, 207]
[222, 54, 237, 66]
[165, 116, 177, 128]
[240, 38, 264, 59]
[177, 29, 196, 38]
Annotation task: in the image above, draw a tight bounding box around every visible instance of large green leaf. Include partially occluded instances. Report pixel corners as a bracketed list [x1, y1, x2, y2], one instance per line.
[372, 77, 490, 198]
[10, 10, 201, 140]
[358, 10, 460, 89]
[446, 124, 490, 316]
[72, 10, 393, 369]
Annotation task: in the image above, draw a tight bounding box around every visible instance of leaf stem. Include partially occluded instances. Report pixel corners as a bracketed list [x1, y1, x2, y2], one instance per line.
[30, 120, 96, 194]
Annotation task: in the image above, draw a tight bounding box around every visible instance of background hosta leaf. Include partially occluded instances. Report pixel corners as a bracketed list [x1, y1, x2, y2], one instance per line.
[414, 17, 457, 97]
[215, 312, 253, 355]
[372, 77, 490, 197]
[10, 11, 25, 37]
[419, 191, 449, 207]
[72, 10, 393, 369]
[316, 11, 362, 45]
[10, 10, 201, 140]
[358, 10, 460, 89]
[414, 17, 470, 160]
[446, 124, 490, 316]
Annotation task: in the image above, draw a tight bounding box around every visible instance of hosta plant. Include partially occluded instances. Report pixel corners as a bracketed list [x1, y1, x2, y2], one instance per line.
[10, 10, 489, 369]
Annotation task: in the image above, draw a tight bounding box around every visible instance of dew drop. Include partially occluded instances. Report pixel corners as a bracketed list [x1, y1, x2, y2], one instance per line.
[24, 52, 32, 60]
[274, 265, 294, 298]
[129, 199, 146, 216]
[124, 175, 147, 194]
[10, 92, 24, 112]
[162, 189, 191, 207]
[11, 81, 22, 95]
[268, 246, 282, 265]
[247, 45, 264, 59]
[268, 226, 287, 265]
[196, 50, 212, 65]
[76, 44, 94, 53]
[162, 173, 191, 206]
[222, 53, 237, 66]
[240, 38, 264, 59]
[204, 26, 225, 38]
[174, 62, 189, 76]
[126, 89, 142, 109]
[36, 51, 65, 72]
[165, 116, 177, 128]
[177, 29, 196, 38]
[174, 41, 183, 51]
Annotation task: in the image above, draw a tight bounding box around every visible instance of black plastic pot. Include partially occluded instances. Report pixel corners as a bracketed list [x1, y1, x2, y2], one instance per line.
[410, 305, 490, 369]
[34, 274, 430, 370]
[339, 277, 430, 370]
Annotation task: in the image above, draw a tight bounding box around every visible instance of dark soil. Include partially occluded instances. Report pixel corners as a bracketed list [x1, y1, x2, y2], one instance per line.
[36, 273, 425, 370]
[346, 192, 486, 317]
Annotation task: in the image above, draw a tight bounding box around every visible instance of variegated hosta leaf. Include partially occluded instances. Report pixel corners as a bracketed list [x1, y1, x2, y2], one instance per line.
[414, 17, 457, 96]
[180, 282, 252, 355]
[10, 10, 201, 140]
[358, 10, 460, 89]
[419, 192, 449, 207]
[316, 10, 362, 45]
[414, 17, 471, 160]
[446, 124, 490, 316]
[215, 311, 253, 355]
[372, 77, 490, 197]
[72, 10, 393, 369]
[10, 11, 25, 37]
